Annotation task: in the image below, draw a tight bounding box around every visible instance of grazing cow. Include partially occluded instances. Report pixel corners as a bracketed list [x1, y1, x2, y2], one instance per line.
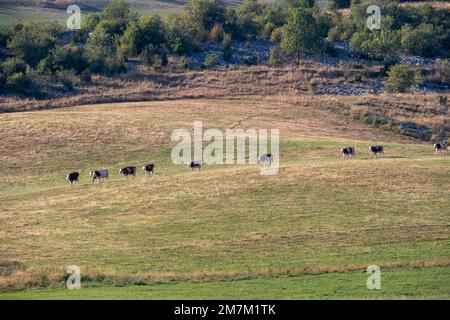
[433, 141, 448, 154]
[143, 163, 155, 175]
[369, 145, 384, 156]
[89, 169, 109, 183]
[188, 160, 201, 171]
[119, 166, 136, 179]
[65, 172, 79, 186]
[258, 153, 273, 166]
[340, 146, 356, 158]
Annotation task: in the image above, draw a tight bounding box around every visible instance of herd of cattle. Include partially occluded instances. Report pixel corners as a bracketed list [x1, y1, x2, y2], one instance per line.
[340, 142, 448, 158]
[64, 142, 448, 186]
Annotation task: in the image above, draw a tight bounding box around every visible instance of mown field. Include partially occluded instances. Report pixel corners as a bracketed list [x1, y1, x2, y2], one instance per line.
[0, 96, 449, 299]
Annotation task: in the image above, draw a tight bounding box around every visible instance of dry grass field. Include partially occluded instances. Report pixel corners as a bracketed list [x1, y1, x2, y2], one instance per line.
[0, 95, 449, 299]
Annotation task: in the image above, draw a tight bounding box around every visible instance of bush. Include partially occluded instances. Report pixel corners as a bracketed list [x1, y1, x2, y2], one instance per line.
[221, 33, 233, 62]
[37, 45, 87, 75]
[270, 27, 282, 42]
[435, 60, 450, 85]
[178, 56, 190, 69]
[141, 44, 156, 66]
[384, 64, 421, 93]
[268, 46, 283, 66]
[400, 24, 438, 58]
[2, 57, 28, 76]
[121, 15, 166, 57]
[7, 21, 61, 67]
[209, 24, 224, 43]
[56, 69, 79, 90]
[203, 53, 219, 68]
[184, 0, 226, 32]
[166, 14, 194, 55]
[84, 27, 125, 74]
[6, 72, 33, 94]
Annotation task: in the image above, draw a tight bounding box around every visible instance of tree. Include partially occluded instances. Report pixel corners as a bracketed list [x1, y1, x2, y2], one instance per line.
[166, 14, 194, 55]
[84, 27, 125, 74]
[1, 57, 28, 76]
[184, 0, 226, 32]
[400, 23, 438, 57]
[359, 29, 400, 61]
[281, 7, 322, 65]
[7, 22, 60, 67]
[435, 59, 450, 85]
[37, 45, 87, 75]
[384, 64, 421, 93]
[121, 15, 166, 57]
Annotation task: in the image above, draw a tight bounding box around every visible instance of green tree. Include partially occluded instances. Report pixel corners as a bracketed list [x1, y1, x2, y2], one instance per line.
[400, 23, 438, 58]
[7, 22, 60, 67]
[184, 0, 226, 32]
[121, 15, 166, 56]
[281, 7, 322, 65]
[435, 60, 450, 85]
[84, 27, 125, 74]
[2, 57, 28, 76]
[37, 45, 87, 75]
[384, 64, 421, 93]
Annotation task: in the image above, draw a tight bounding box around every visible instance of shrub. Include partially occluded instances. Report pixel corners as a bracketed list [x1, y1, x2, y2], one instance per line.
[184, 0, 226, 32]
[121, 15, 166, 57]
[6, 72, 33, 94]
[84, 27, 125, 74]
[37, 45, 87, 75]
[7, 21, 61, 67]
[268, 46, 283, 66]
[2, 57, 28, 76]
[400, 24, 438, 58]
[435, 60, 450, 85]
[270, 27, 282, 42]
[384, 64, 421, 93]
[209, 24, 224, 43]
[0, 260, 26, 276]
[221, 33, 233, 62]
[141, 44, 156, 66]
[203, 53, 219, 68]
[178, 56, 190, 69]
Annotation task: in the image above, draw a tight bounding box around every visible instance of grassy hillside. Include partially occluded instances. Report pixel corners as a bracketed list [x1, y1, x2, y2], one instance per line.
[0, 97, 449, 298]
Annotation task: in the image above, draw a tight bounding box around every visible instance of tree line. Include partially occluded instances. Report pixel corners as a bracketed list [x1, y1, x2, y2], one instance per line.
[0, 0, 449, 96]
